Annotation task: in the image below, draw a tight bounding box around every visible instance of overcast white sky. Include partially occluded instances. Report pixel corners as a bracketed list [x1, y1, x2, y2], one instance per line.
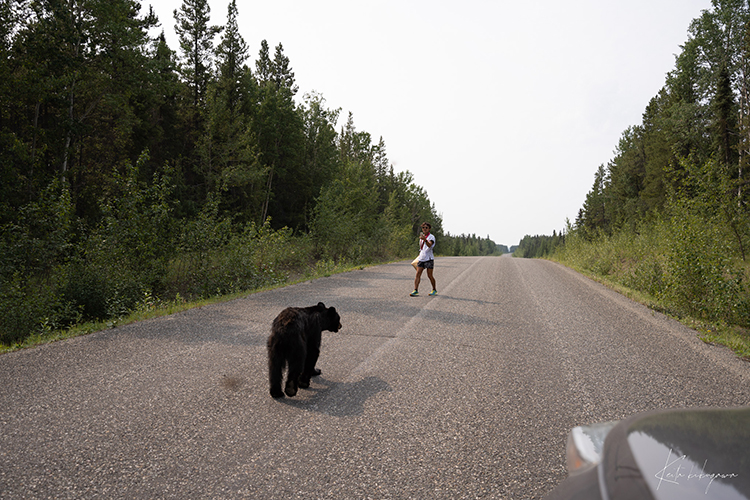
[147, 0, 713, 246]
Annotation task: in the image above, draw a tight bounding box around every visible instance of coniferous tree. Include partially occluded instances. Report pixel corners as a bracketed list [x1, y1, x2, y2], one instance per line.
[689, 0, 747, 180]
[272, 43, 298, 95]
[7, 0, 158, 220]
[173, 0, 221, 107]
[143, 32, 183, 170]
[14, 0, 90, 190]
[82, 0, 160, 175]
[255, 39, 272, 86]
[172, 0, 221, 211]
[0, 0, 28, 216]
[254, 41, 304, 227]
[577, 164, 610, 236]
[712, 63, 738, 171]
[373, 136, 392, 210]
[214, 0, 247, 108]
[739, 25, 750, 199]
[199, 0, 262, 223]
[300, 92, 340, 208]
[641, 92, 668, 211]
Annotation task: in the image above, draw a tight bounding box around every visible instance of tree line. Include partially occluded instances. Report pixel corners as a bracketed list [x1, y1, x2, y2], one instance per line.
[576, 0, 750, 241]
[1, 0, 501, 345]
[1, 0, 437, 234]
[537, 0, 750, 331]
[514, 232, 564, 259]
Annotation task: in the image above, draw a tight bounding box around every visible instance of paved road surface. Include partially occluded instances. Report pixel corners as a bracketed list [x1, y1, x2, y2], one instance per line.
[1, 256, 748, 499]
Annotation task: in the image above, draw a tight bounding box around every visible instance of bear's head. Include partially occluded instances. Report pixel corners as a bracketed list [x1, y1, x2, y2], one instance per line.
[317, 302, 341, 332]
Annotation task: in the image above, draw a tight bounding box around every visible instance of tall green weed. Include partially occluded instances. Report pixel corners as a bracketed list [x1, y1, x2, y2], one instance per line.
[556, 204, 749, 326]
[660, 202, 746, 323]
[167, 217, 308, 298]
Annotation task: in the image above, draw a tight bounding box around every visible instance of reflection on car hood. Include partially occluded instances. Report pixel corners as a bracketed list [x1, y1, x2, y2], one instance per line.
[607, 407, 750, 500]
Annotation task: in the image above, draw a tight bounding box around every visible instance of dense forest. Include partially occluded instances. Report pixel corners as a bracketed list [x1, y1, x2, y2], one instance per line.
[575, 0, 750, 242]
[0, 0, 500, 345]
[527, 0, 750, 338]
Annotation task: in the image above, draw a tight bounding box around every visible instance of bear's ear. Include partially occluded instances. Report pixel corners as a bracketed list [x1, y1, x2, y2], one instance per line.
[329, 307, 336, 313]
[317, 302, 325, 308]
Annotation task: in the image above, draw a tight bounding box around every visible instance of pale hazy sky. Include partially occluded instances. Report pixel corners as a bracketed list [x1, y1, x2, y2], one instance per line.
[148, 0, 714, 246]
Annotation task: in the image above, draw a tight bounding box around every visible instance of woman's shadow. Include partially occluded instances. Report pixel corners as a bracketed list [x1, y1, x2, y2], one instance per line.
[278, 375, 391, 418]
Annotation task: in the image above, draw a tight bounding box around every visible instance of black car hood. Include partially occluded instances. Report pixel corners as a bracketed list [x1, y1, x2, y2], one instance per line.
[602, 406, 750, 500]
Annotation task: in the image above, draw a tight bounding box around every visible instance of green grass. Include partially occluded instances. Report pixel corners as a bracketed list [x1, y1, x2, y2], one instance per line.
[692, 322, 750, 360]
[551, 221, 750, 362]
[553, 258, 750, 361]
[0, 258, 378, 355]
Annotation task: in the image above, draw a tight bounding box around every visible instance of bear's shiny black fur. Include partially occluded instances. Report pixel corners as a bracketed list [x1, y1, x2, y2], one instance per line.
[267, 302, 341, 398]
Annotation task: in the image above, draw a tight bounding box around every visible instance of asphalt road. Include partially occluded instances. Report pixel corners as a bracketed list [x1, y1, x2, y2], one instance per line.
[1, 256, 749, 499]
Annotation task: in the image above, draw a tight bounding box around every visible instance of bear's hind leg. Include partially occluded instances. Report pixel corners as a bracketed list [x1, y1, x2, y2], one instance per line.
[299, 350, 319, 388]
[284, 349, 305, 397]
[268, 352, 286, 399]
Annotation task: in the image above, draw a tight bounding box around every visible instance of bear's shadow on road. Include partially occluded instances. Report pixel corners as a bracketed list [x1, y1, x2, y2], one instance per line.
[277, 375, 391, 418]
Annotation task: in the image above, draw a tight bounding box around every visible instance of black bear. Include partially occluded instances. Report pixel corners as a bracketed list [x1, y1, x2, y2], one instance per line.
[267, 302, 341, 398]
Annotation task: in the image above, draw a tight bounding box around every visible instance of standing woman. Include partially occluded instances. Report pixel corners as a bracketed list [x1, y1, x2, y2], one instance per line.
[411, 222, 437, 297]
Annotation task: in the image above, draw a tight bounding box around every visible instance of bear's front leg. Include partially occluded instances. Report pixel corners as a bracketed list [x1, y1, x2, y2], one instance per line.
[300, 336, 321, 389]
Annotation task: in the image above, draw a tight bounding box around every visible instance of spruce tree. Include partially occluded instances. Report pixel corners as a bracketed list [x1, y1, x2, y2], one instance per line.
[173, 0, 222, 107]
[215, 0, 248, 108]
[272, 43, 298, 95]
[255, 39, 272, 86]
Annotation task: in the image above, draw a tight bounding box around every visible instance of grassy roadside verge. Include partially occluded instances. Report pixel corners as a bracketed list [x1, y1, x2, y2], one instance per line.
[550, 256, 750, 362]
[0, 258, 380, 355]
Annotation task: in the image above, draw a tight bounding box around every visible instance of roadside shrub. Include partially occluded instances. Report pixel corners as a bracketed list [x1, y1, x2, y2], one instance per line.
[167, 218, 306, 299]
[617, 220, 668, 298]
[0, 180, 78, 344]
[170, 192, 232, 296]
[555, 229, 616, 275]
[380, 191, 413, 258]
[661, 204, 747, 324]
[0, 270, 82, 345]
[557, 205, 749, 327]
[0, 273, 51, 345]
[1, 153, 412, 347]
[0, 180, 75, 280]
[310, 165, 380, 262]
[60, 259, 109, 320]
[61, 156, 178, 319]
